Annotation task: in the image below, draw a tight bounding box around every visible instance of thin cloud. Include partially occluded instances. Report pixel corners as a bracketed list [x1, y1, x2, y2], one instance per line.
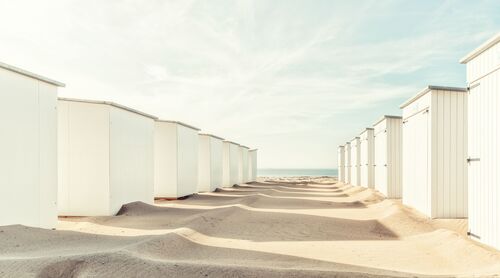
[0, 0, 498, 168]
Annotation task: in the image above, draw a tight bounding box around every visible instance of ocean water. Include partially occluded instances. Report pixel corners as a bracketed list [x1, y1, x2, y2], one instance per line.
[258, 168, 338, 177]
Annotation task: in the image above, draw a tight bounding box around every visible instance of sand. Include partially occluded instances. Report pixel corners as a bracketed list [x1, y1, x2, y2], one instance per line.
[1, 177, 500, 277]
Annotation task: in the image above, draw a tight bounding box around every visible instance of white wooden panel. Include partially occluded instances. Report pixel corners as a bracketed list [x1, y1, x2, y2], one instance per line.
[401, 88, 467, 219]
[154, 122, 178, 197]
[230, 143, 240, 185]
[402, 108, 430, 216]
[222, 142, 240, 187]
[466, 39, 500, 83]
[109, 107, 154, 214]
[430, 90, 468, 218]
[466, 56, 500, 248]
[344, 143, 351, 184]
[249, 150, 258, 182]
[240, 147, 249, 183]
[222, 142, 231, 187]
[176, 125, 199, 197]
[337, 146, 345, 182]
[0, 68, 58, 228]
[360, 129, 374, 188]
[350, 138, 360, 186]
[387, 117, 402, 198]
[57, 101, 70, 215]
[374, 120, 388, 196]
[198, 135, 211, 192]
[38, 82, 58, 228]
[57, 101, 110, 216]
[198, 136, 223, 192]
[210, 138, 223, 190]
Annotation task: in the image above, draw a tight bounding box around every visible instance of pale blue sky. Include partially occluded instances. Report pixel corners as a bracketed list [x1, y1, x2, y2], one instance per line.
[0, 0, 498, 168]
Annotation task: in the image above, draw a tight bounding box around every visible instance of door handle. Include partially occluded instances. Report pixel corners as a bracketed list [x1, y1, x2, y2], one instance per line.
[467, 158, 480, 163]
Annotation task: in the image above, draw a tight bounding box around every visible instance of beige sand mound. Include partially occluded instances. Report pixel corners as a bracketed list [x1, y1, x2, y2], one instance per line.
[1, 176, 500, 277]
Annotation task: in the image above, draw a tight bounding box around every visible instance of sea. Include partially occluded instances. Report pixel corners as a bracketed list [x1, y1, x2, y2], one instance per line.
[258, 168, 338, 177]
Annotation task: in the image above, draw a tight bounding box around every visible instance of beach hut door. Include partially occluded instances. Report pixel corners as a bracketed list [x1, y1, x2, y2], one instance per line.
[374, 130, 387, 193]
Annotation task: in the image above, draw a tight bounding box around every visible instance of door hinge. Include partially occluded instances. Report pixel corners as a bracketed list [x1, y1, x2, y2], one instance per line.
[467, 231, 481, 239]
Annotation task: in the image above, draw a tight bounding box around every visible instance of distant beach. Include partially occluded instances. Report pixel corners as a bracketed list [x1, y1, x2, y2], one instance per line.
[258, 168, 337, 177]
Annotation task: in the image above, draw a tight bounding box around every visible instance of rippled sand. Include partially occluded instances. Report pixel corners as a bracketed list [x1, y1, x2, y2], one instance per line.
[1, 177, 499, 277]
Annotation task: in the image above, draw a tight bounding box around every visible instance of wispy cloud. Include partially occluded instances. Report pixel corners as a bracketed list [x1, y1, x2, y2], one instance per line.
[0, 0, 498, 167]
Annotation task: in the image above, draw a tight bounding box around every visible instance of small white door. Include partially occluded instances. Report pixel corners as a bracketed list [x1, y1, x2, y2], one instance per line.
[374, 129, 387, 195]
[403, 109, 429, 216]
[360, 139, 368, 187]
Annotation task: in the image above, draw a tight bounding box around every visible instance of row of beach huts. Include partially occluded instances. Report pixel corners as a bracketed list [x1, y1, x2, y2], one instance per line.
[0, 62, 257, 230]
[337, 33, 500, 250]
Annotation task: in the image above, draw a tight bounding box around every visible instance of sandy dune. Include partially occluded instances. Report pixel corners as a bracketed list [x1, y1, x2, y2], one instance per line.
[1, 177, 500, 277]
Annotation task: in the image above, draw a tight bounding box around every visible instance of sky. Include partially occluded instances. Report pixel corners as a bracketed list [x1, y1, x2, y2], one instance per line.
[0, 0, 499, 169]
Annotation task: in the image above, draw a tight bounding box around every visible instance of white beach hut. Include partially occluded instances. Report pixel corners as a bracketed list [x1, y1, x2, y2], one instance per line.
[344, 142, 351, 184]
[58, 98, 155, 216]
[359, 128, 374, 188]
[373, 115, 403, 198]
[460, 32, 500, 248]
[239, 145, 250, 183]
[349, 137, 361, 186]
[400, 86, 467, 218]
[154, 120, 200, 199]
[0, 62, 64, 228]
[248, 149, 258, 182]
[198, 133, 224, 192]
[338, 145, 345, 183]
[222, 141, 240, 187]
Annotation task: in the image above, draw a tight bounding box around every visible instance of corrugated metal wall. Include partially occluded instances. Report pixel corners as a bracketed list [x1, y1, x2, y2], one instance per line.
[466, 39, 500, 248]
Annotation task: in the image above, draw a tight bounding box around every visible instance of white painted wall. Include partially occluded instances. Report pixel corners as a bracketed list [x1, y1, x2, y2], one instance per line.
[222, 141, 240, 187]
[154, 122, 177, 197]
[58, 101, 111, 216]
[154, 121, 199, 198]
[401, 86, 467, 218]
[198, 134, 223, 192]
[177, 125, 199, 197]
[240, 147, 249, 183]
[359, 129, 374, 188]
[462, 34, 500, 249]
[338, 145, 345, 182]
[373, 116, 402, 198]
[210, 138, 223, 189]
[198, 135, 211, 191]
[0, 66, 60, 229]
[58, 100, 155, 216]
[109, 107, 154, 214]
[349, 138, 360, 186]
[249, 149, 258, 182]
[344, 142, 351, 184]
